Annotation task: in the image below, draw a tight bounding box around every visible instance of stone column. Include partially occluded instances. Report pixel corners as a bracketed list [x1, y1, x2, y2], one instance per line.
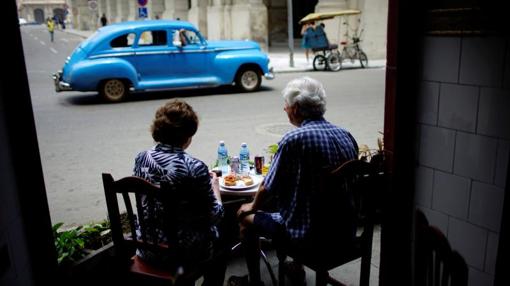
[97, 0, 106, 24]
[162, 0, 188, 20]
[207, 0, 226, 40]
[148, 0, 165, 19]
[108, 0, 118, 23]
[188, 0, 208, 36]
[72, 0, 95, 31]
[115, 0, 124, 22]
[231, 0, 268, 50]
[126, 1, 136, 21]
[118, 0, 129, 22]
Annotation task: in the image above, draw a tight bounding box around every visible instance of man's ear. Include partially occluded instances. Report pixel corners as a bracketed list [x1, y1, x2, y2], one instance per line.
[291, 103, 300, 117]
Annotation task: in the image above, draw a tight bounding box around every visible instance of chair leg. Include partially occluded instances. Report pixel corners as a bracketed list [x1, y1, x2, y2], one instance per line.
[260, 249, 277, 286]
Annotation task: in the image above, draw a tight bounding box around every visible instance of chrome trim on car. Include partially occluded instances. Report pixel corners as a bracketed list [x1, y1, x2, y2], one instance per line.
[88, 47, 255, 59]
[52, 71, 72, 92]
[212, 46, 253, 52]
[134, 50, 172, 56]
[89, 52, 136, 59]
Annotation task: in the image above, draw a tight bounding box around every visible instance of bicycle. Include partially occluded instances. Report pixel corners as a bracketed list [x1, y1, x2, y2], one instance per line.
[340, 31, 368, 68]
[312, 45, 342, 72]
[308, 24, 342, 72]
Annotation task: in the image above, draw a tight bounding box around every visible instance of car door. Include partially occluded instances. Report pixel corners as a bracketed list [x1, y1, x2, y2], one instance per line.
[167, 28, 212, 86]
[133, 28, 172, 88]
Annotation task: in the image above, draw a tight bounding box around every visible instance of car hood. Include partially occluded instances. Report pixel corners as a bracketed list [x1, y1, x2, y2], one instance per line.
[206, 40, 260, 51]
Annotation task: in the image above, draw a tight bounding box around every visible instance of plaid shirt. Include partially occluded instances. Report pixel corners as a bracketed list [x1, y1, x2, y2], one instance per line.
[264, 118, 358, 239]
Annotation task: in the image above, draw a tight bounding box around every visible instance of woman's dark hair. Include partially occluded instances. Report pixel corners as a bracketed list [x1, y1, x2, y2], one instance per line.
[151, 100, 199, 146]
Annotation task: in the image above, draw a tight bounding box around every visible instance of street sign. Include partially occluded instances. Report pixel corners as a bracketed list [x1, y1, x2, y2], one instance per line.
[138, 0, 148, 7]
[138, 7, 148, 18]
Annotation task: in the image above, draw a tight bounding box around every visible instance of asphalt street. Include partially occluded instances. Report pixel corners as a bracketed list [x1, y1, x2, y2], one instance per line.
[20, 25, 385, 227]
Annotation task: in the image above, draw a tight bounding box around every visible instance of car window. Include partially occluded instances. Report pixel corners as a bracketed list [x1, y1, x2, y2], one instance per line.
[110, 33, 135, 48]
[138, 30, 167, 46]
[172, 29, 201, 46]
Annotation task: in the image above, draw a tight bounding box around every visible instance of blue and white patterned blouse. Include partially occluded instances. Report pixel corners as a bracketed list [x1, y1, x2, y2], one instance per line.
[264, 118, 358, 239]
[133, 143, 224, 264]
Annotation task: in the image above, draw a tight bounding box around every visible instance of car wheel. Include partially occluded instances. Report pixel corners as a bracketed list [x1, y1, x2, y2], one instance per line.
[236, 68, 261, 92]
[100, 79, 127, 102]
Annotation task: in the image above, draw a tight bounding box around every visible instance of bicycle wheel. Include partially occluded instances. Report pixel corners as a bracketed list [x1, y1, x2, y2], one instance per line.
[313, 55, 327, 71]
[359, 51, 368, 68]
[326, 52, 342, 71]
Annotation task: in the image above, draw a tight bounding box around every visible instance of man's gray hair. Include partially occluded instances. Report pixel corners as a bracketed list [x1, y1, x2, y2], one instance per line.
[282, 76, 327, 118]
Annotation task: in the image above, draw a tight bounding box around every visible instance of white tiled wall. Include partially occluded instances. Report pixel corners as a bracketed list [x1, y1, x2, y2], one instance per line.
[415, 36, 510, 285]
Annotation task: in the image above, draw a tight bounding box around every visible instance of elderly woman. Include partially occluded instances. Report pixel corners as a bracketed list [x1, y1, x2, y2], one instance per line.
[228, 77, 359, 286]
[133, 99, 225, 286]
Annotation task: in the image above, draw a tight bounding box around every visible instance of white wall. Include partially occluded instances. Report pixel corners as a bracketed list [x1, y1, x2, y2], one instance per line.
[414, 36, 510, 285]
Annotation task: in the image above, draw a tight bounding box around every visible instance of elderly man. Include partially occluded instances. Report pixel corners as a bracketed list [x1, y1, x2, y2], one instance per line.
[228, 77, 359, 286]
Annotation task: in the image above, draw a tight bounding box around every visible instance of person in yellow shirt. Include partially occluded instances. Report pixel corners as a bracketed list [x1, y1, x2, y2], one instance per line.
[47, 18, 55, 42]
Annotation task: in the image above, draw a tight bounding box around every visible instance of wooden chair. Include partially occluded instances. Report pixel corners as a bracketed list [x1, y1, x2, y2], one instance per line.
[414, 209, 469, 286]
[277, 159, 377, 286]
[102, 173, 221, 285]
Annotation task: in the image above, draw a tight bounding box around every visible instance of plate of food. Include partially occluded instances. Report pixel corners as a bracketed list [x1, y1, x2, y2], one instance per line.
[220, 173, 262, 190]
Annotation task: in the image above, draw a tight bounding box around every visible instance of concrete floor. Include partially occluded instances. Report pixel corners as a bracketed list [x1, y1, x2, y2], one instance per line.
[218, 225, 381, 286]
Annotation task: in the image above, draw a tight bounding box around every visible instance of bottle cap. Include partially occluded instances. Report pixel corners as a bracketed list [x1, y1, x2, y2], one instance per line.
[241, 142, 247, 147]
[219, 140, 225, 145]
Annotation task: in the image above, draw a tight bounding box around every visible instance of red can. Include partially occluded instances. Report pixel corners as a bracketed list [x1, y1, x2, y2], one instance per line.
[254, 155, 264, 175]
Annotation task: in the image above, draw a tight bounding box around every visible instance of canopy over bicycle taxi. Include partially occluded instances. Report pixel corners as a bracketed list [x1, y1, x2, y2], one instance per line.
[299, 9, 368, 71]
[298, 9, 361, 24]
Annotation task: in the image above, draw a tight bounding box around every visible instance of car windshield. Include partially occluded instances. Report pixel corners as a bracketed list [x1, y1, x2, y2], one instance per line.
[173, 29, 203, 46]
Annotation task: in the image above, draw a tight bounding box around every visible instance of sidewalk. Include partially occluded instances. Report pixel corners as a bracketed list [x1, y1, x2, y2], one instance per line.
[62, 28, 385, 73]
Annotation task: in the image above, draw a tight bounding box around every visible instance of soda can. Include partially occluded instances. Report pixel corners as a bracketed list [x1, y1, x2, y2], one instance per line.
[230, 156, 240, 174]
[254, 155, 264, 175]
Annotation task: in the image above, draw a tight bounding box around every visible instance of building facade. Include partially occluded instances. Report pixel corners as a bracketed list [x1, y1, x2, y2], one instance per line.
[17, 0, 387, 58]
[17, 0, 67, 23]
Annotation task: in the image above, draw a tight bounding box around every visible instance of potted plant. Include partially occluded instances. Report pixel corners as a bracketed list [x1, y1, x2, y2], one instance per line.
[53, 219, 115, 280]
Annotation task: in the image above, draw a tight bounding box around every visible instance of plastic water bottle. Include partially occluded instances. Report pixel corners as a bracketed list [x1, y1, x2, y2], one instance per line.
[239, 143, 250, 174]
[217, 141, 229, 174]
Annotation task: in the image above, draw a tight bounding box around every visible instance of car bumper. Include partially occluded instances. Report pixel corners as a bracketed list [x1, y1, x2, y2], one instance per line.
[52, 71, 72, 92]
[264, 67, 275, 80]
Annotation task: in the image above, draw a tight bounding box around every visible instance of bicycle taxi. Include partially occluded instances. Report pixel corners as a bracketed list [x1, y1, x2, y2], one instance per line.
[299, 9, 368, 71]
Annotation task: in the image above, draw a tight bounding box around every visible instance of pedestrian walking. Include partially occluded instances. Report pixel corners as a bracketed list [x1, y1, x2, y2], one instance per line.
[100, 13, 108, 26]
[300, 21, 315, 62]
[47, 18, 55, 42]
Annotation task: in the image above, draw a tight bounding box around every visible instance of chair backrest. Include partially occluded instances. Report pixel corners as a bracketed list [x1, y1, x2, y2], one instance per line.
[415, 209, 469, 286]
[102, 173, 180, 272]
[279, 159, 377, 286]
[310, 159, 376, 249]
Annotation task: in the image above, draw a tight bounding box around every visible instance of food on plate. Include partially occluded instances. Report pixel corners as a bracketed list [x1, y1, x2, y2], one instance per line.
[241, 175, 254, 186]
[222, 173, 256, 188]
[223, 174, 237, 186]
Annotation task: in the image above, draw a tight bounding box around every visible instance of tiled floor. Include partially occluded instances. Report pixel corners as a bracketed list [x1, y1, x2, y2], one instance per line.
[220, 225, 381, 286]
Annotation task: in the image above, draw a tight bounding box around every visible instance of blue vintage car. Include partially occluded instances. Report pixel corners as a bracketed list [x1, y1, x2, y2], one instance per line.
[53, 20, 274, 102]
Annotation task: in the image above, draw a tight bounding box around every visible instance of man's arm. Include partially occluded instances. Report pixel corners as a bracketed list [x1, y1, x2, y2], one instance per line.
[236, 180, 269, 219]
